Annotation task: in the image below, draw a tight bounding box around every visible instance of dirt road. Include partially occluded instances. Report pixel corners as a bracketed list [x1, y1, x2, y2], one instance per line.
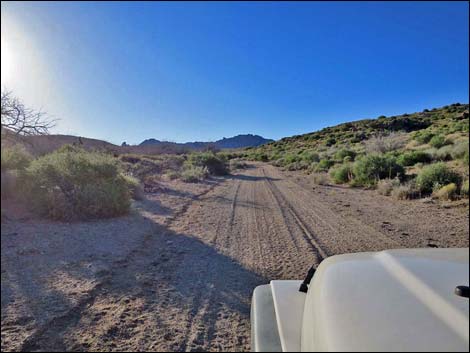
[2, 163, 468, 351]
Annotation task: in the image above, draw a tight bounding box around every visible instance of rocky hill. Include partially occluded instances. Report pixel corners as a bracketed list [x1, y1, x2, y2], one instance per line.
[139, 134, 273, 150]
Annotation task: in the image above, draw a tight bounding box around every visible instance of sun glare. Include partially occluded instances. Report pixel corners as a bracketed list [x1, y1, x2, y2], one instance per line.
[1, 37, 12, 83]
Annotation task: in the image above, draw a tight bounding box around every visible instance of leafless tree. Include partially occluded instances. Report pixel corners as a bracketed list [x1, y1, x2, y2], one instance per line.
[1, 90, 56, 136]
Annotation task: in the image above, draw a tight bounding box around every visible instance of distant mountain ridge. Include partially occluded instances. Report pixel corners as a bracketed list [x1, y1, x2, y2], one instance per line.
[139, 134, 273, 149]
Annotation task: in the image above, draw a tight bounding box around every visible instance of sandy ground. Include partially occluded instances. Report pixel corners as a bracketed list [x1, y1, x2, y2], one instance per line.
[1, 162, 468, 352]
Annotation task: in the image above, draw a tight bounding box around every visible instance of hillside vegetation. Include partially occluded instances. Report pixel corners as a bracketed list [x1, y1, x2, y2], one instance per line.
[244, 103, 469, 200]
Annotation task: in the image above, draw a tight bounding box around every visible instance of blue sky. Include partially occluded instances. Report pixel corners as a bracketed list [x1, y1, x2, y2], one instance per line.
[1, 1, 468, 144]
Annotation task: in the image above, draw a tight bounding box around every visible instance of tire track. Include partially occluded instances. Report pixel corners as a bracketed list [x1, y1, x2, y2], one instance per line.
[260, 167, 328, 263]
[263, 164, 402, 253]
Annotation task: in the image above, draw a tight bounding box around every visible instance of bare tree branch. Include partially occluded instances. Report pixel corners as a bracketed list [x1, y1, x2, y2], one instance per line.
[1, 89, 57, 136]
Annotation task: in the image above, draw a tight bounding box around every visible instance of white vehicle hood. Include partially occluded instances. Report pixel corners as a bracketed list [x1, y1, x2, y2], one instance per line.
[301, 248, 469, 352]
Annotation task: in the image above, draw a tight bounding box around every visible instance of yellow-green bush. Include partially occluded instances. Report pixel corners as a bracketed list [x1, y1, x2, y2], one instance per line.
[432, 183, 458, 201]
[1, 145, 33, 171]
[181, 165, 209, 183]
[25, 147, 131, 220]
[461, 180, 469, 198]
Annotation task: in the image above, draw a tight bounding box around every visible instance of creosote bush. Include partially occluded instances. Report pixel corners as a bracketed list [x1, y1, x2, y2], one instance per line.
[25, 146, 131, 220]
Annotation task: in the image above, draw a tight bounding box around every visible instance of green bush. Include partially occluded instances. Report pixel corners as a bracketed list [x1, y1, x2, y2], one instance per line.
[396, 151, 432, 166]
[25, 147, 131, 220]
[429, 135, 449, 148]
[414, 130, 434, 144]
[1, 145, 33, 171]
[329, 163, 353, 184]
[415, 163, 461, 194]
[181, 165, 209, 182]
[187, 152, 228, 175]
[314, 159, 334, 172]
[353, 154, 404, 186]
[334, 149, 356, 162]
[300, 151, 320, 163]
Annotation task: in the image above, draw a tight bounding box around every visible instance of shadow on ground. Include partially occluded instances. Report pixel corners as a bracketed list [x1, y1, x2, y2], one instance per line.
[1, 183, 267, 352]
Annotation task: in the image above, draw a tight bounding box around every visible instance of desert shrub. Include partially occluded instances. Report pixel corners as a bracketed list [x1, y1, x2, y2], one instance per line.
[396, 150, 432, 166]
[432, 183, 458, 201]
[187, 152, 228, 175]
[1, 145, 33, 171]
[432, 145, 454, 161]
[312, 173, 329, 185]
[181, 165, 209, 183]
[450, 141, 469, 161]
[391, 181, 419, 200]
[415, 163, 461, 194]
[300, 151, 320, 163]
[325, 137, 336, 146]
[365, 132, 407, 153]
[353, 154, 404, 186]
[429, 135, 449, 149]
[123, 174, 144, 200]
[461, 180, 469, 198]
[414, 130, 435, 144]
[25, 148, 131, 220]
[284, 153, 301, 164]
[377, 178, 401, 196]
[314, 159, 334, 172]
[329, 163, 354, 184]
[251, 152, 269, 162]
[334, 149, 356, 162]
[285, 161, 309, 171]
